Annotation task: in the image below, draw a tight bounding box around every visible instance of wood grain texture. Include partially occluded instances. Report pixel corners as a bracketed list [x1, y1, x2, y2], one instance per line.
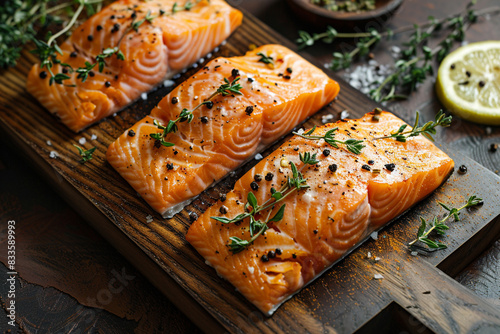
[1, 7, 500, 334]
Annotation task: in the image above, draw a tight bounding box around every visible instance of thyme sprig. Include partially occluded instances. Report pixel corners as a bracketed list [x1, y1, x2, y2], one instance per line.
[293, 126, 365, 154]
[374, 110, 452, 142]
[150, 76, 243, 147]
[73, 144, 96, 163]
[75, 47, 125, 82]
[408, 195, 483, 252]
[212, 153, 316, 253]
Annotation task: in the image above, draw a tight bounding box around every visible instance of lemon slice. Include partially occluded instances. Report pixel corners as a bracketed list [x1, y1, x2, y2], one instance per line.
[436, 41, 500, 125]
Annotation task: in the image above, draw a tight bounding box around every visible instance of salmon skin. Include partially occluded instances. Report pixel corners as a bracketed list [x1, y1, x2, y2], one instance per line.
[106, 44, 340, 218]
[26, 0, 242, 132]
[186, 111, 454, 315]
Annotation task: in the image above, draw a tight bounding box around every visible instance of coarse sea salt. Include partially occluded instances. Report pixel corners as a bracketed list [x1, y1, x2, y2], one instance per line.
[374, 257, 380, 262]
[141, 93, 148, 100]
[370, 231, 378, 240]
[340, 110, 350, 119]
[248, 267, 254, 274]
[46, 140, 52, 146]
[91, 134, 97, 140]
[374, 274, 384, 280]
[49, 151, 59, 159]
[411, 251, 418, 256]
[322, 114, 334, 124]
[367, 252, 372, 258]
[255, 153, 263, 160]
[163, 80, 175, 87]
[78, 137, 86, 145]
[146, 215, 153, 223]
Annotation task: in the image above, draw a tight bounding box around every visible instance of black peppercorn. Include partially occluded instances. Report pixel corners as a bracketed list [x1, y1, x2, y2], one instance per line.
[458, 165, 467, 174]
[205, 101, 214, 109]
[286, 67, 292, 74]
[171, 96, 179, 104]
[362, 164, 371, 171]
[292, 254, 297, 259]
[89, 71, 95, 77]
[231, 68, 239, 77]
[254, 174, 262, 182]
[450, 64, 455, 70]
[323, 149, 330, 157]
[70, 51, 77, 58]
[97, 25, 103, 31]
[283, 75, 291, 80]
[128, 129, 136, 137]
[265, 172, 274, 181]
[39, 71, 47, 79]
[479, 81, 485, 87]
[268, 250, 276, 258]
[131, 12, 137, 19]
[200, 116, 209, 124]
[220, 205, 228, 214]
[105, 81, 111, 87]
[313, 229, 318, 234]
[87, 35, 93, 41]
[328, 164, 338, 173]
[245, 106, 254, 115]
[385, 163, 396, 172]
[62, 68, 68, 74]
[159, 9, 165, 15]
[247, 77, 254, 83]
[466, 71, 471, 77]
[166, 163, 174, 170]
[368, 160, 375, 165]
[219, 193, 226, 202]
[250, 181, 259, 191]
[275, 248, 282, 255]
[261, 254, 269, 262]
[490, 143, 498, 152]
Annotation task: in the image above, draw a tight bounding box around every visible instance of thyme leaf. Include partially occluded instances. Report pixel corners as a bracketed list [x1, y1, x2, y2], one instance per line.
[73, 144, 96, 163]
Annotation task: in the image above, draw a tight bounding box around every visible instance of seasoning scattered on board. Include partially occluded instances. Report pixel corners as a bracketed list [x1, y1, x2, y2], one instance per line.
[186, 110, 454, 315]
[26, 0, 242, 132]
[106, 44, 340, 217]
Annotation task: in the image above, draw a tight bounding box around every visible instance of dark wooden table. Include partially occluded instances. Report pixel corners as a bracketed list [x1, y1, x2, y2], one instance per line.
[1, 0, 499, 332]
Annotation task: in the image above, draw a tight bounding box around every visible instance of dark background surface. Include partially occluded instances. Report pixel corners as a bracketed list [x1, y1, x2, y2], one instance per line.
[1, 0, 499, 332]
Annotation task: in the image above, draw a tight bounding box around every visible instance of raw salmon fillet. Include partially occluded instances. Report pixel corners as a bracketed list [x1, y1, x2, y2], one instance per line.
[186, 111, 454, 314]
[107, 44, 340, 217]
[26, 0, 242, 132]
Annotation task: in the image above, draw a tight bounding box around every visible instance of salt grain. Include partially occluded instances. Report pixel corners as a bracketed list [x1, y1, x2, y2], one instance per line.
[141, 93, 147, 100]
[374, 257, 380, 262]
[49, 151, 59, 159]
[370, 231, 378, 240]
[411, 251, 418, 256]
[486, 127, 492, 135]
[322, 114, 334, 124]
[213, 47, 219, 53]
[46, 140, 52, 146]
[374, 274, 384, 280]
[163, 80, 175, 87]
[192, 63, 198, 68]
[146, 215, 153, 223]
[248, 267, 254, 274]
[199, 58, 204, 64]
[367, 252, 372, 258]
[340, 110, 350, 119]
[91, 134, 97, 140]
[255, 153, 263, 160]
[173, 73, 181, 79]
[78, 137, 86, 145]
[113, 112, 117, 117]
[206, 53, 212, 59]
[221, 40, 227, 46]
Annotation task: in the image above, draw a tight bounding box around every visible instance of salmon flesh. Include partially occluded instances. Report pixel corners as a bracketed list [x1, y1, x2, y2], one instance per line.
[186, 111, 454, 315]
[26, 0, 242, 132]
[106, 44, 340, 217]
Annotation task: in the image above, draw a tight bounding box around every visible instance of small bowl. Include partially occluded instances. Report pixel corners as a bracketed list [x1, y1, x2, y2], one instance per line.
[286, 0, 403, 31]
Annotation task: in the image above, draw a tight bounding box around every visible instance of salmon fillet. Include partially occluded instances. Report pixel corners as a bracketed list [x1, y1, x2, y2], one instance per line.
[26, 0, 242, 132]
[106, 44, 340, 217]
[186, 111, 454, 314]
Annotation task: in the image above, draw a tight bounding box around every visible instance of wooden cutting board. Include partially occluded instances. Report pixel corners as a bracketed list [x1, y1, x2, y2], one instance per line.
[1, 9, 499, 333]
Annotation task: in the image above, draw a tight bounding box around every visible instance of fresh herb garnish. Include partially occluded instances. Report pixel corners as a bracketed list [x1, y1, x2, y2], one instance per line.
[256, 52, 274, 65]
[212, 153, 317, 253]
[75, 47, 125, 82]
[374, 110, 452, 142]
[293, 126, 365, 154]
[150, 75, 243, 147]
[73, 144, 96, 163]
[408, 195, 483, 252]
